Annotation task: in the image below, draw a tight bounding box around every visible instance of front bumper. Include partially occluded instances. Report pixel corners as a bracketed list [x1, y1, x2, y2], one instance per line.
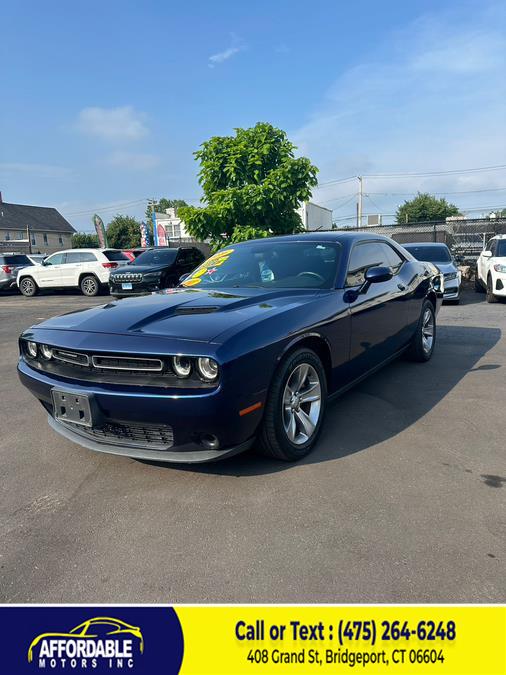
[18, 359, 264, 463]
[443, 281, 460, 301]
[109, 280, 162, 297]
[492, 273, 506, 297]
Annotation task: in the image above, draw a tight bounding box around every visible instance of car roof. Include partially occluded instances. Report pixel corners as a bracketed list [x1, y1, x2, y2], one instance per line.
[403, 242, 449, 248]
[490, 234, 506, 240]
[49, 248, 119, 254]
[225, 230, 400, 248]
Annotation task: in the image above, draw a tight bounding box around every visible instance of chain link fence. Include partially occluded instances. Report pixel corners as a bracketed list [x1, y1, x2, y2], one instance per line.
[331, 218, 506, 263]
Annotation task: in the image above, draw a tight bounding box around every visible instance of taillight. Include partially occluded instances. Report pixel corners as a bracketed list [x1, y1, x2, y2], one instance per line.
[102, 262, 118, 269]
[1, 265, 12, 274]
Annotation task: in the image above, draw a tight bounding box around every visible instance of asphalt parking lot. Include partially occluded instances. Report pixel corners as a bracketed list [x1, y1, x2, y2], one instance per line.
[0, 289, 504, 603]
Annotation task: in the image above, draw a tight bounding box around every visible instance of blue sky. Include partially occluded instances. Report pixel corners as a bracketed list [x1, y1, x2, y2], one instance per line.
[1, 0, 506, 230]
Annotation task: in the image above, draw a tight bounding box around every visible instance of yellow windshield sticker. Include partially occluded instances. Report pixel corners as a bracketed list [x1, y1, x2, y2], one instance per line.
[182, 249, 235, 287]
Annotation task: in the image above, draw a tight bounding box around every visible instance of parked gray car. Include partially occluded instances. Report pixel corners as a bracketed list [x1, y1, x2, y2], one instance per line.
[0, 253, 34, 292]
[403, 243, 461, 304]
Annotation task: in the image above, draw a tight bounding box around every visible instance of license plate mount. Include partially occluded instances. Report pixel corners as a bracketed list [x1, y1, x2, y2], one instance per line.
[52, 389, 93, 427]
[122, 282, 133, 290]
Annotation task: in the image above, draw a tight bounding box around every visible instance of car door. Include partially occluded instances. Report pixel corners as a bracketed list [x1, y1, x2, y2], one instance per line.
[36, 252, 65, 287]
[346, 241, 410, 377]
[59, 251, 82, 286]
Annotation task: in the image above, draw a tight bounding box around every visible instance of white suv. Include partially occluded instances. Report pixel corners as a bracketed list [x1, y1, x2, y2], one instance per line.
[475, 235, 506, 303]
[17, 248, 129, 297]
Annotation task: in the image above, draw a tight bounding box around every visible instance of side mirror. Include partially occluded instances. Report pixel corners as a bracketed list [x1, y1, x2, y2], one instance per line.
[42, 259, 49, 266]
[179, 273, 189, 284]
[364, 266, 393, 284]
[482, 250, 492, 258]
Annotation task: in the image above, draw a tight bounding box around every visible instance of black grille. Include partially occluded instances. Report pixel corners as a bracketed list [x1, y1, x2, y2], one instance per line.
[53, 349, 90, 366]
[63, 420, 174, 450]
[91, 355, 163, 372]
[112, 273, 143, 283]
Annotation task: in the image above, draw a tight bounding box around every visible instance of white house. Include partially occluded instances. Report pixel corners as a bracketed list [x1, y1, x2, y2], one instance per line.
[153, 208, 189, 245]
[297, 202, 333, 231]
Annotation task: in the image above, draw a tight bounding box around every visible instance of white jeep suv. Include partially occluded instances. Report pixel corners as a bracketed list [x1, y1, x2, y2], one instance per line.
[475, 235, 506, 303]
[17, 248, 129, 297]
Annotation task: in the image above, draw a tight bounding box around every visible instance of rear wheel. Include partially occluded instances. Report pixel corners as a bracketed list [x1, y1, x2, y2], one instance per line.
[407, 300, 436, 362]
[257, 349, 327, 461]
[19, 276, 38, 297]
[80, 275, 99, 296]
[486, 275, 498, 303]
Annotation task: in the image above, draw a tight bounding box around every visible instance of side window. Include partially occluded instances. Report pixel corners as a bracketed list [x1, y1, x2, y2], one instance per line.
[488, 240, 497, 256]
[380, 243, 404, 273]
[79, 252, 98, 262]
[346, 242, 387, 286]
[64, 252, 82, 264]
[45, 253, 64, 266]
[178, 250, 190, 264]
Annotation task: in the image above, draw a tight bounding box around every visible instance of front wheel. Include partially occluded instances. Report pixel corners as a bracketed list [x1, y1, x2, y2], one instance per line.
[486, 276, 498, 303]
[257, 349, 327, 461]
[19, 276, 38, 297]
[407, 300, 436, 362]
[80, 275, 99, 296]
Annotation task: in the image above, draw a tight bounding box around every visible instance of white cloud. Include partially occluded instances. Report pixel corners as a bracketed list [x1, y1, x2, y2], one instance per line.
[106, 151, 160, 170]
[208, 35, 245, 68]
[76, 106, 148, 142]
[294, 2, 506, 220]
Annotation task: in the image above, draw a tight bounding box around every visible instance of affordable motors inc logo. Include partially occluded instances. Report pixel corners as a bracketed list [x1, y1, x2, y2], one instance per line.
[27, 616, 144, 670]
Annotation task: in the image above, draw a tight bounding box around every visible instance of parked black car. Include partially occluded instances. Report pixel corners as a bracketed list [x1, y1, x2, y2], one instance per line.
[109, 246, 206, 298]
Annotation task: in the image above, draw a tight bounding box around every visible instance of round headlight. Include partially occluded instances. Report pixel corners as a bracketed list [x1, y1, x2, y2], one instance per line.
[40, 344, 53, 360]
[26, 341, 38, 358]
[172, 355, 192, 378]
[197, 357, 219, 382]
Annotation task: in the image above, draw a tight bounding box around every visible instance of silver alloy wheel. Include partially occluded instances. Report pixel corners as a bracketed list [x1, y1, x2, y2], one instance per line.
[422, 308, 434, 354]
[82, 277, 97, 295]
[21, 278, 34, 294]
[282, 363, 322, 445]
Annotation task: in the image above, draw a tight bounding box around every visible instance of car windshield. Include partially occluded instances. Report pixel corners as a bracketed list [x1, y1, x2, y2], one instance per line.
[495, 240, 506, 256]
[131, 249, 178, 265]
[181, 241, 341, 290]
[404, 245, 451, 263]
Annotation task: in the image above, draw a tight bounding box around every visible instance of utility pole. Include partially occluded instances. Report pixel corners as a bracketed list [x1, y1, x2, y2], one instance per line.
[357, 176, 363, 229]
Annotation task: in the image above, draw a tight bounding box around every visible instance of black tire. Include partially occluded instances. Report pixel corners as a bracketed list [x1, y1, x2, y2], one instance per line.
[80, 274, 99, 297]
[19, 276, 38, 297]
[474, 271, 485, 293]
[486, 275, 498, 303]
[257, 348, 327, 461]
[406, 300, 436, 362]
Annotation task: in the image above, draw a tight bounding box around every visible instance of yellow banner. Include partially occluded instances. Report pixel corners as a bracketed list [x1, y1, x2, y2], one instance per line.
[177, 606, 505, 674]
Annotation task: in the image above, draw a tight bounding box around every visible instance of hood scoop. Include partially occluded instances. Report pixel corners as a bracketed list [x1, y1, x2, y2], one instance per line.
[174, 306, 219, 315]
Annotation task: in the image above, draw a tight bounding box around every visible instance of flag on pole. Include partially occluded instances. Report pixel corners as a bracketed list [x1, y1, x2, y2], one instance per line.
[151, 208, 158, 246]
[140, 221, 151, 248]
[93, 214, 107, 248]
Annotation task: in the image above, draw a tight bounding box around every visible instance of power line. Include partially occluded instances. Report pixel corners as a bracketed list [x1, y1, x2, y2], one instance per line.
[65, 199, 148, 217]
[316, 163, 506, 189]
[366, 186, 506, 197]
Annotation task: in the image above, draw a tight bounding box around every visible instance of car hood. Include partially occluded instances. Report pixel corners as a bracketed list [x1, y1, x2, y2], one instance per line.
[434, 262, 458, 274]
[34, 287, 319, 343]
[111, 264, 168, 275]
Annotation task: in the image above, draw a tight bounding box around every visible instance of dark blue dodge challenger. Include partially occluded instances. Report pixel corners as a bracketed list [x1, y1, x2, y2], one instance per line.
[18, 233, 442, 463]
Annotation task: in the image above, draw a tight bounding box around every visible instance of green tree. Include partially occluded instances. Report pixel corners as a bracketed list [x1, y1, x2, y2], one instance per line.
[106, 214, 142, 248]
[396, 192, 460, 224]
[178, 122, 318, 249]
[72, 232, 99, 248]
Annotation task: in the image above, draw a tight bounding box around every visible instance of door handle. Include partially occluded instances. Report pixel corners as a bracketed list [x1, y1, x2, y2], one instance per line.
[397, 283, 406, 291]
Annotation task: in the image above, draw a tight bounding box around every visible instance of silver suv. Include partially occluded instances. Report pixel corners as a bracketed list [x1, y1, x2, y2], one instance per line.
[0, 253, 33, 292]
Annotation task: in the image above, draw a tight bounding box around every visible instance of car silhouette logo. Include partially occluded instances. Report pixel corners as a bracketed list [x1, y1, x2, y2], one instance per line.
[28, 616, 144, 663]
